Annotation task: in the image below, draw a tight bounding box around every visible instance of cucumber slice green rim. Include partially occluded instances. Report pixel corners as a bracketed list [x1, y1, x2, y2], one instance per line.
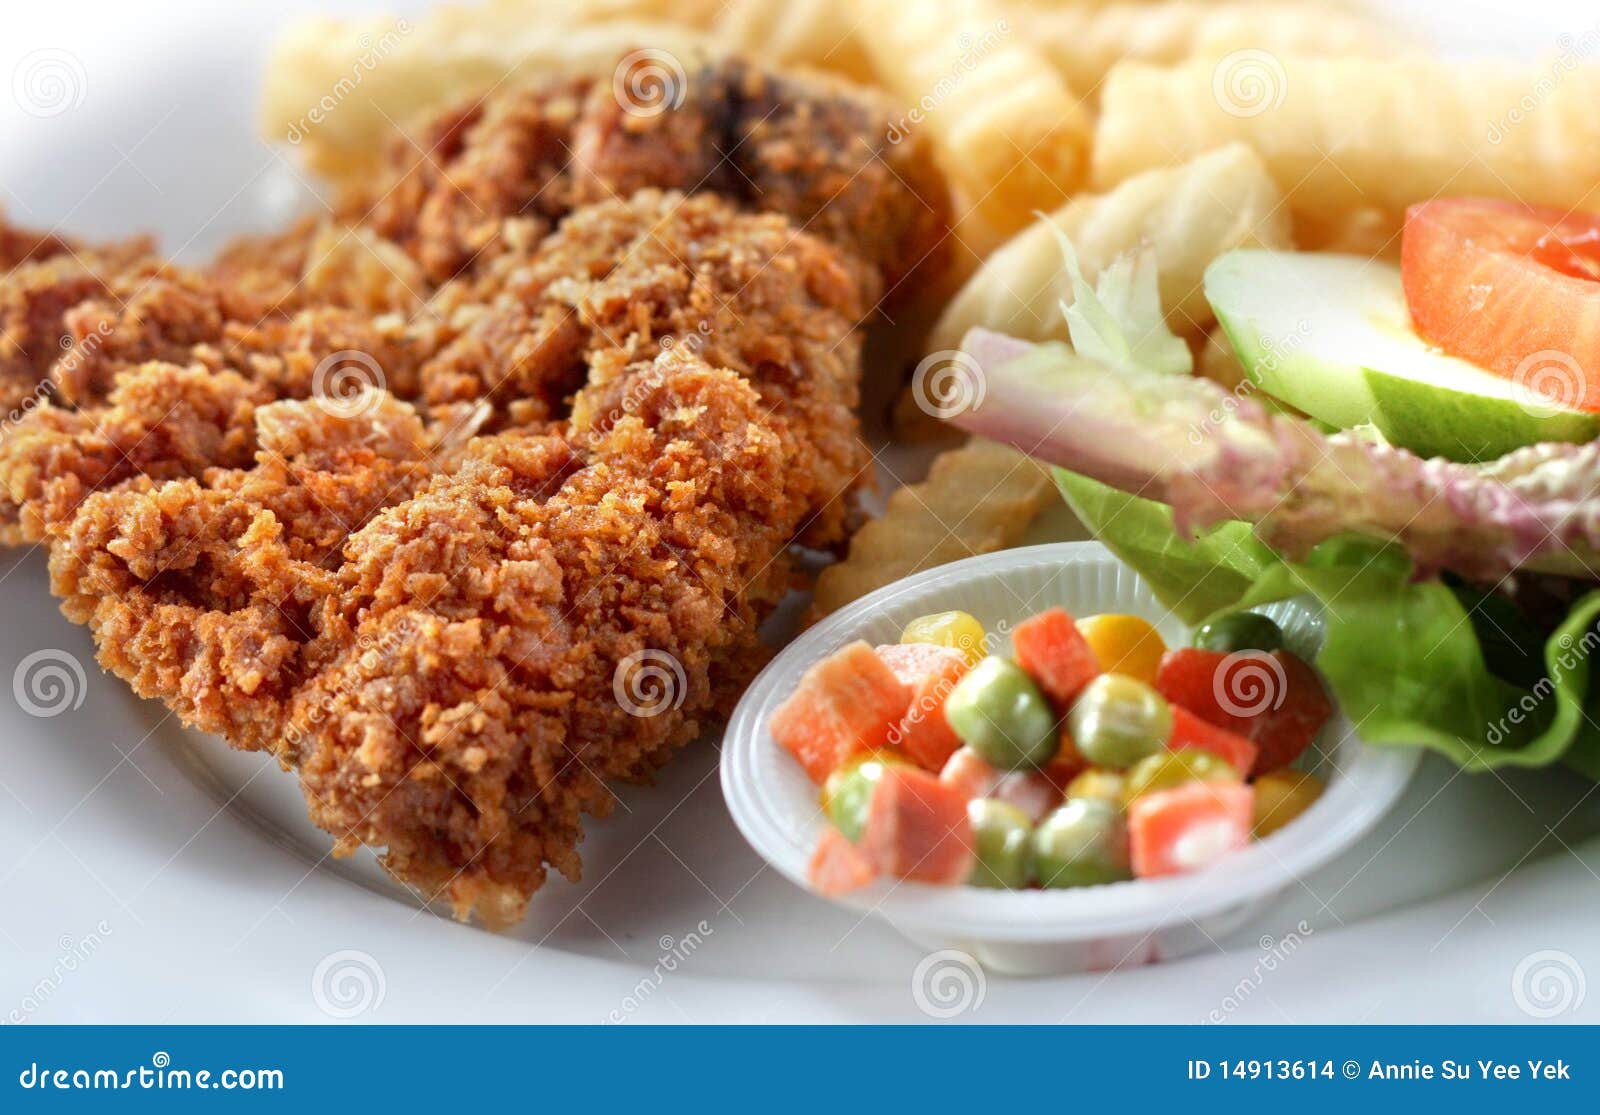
[1204, 250, 1600, 462]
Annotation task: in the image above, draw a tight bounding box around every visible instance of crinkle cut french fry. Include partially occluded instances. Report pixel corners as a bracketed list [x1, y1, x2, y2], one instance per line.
[929, 143, 1290, 353]
[858, 0, 1090, 239]
[1017, 1, 1398, 98]
[1093, 57, 1600, 219]
[482, 0, 726, 24]
[714, 0, 877, 85]
[261, 7, 712, 177]
[807, 439, 1054, 621]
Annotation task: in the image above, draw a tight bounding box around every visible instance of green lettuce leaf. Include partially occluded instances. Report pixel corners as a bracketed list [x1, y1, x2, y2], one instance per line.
[1014, 230, 1600, 775]
[1053, 469, 1275, 624]
[1047, 226, 1192, 377]
[1062, 482, 1600, 772]
[1232, 537, 1600, 770]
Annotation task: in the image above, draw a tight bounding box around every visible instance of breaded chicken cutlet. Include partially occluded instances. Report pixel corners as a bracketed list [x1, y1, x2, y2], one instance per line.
[1, 57, 949, 925]
[355, 55, 946, 292]
[1, 54, 945, 545]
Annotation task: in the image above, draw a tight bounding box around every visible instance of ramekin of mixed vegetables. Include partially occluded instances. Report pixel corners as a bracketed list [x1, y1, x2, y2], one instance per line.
[785, 598, 1332, 894]
[721, 543, 1419, 975]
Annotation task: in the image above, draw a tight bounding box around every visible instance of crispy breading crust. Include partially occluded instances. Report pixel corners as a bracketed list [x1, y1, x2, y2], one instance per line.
[0, 56, 944, 548]
[353, 56, 948, 292]
[48, 193, 877, 926]
[5, 58, 951, 926]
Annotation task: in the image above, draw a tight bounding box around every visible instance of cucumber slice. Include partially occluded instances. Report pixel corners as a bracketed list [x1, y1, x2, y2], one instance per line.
[1204, 250, 1600, 461]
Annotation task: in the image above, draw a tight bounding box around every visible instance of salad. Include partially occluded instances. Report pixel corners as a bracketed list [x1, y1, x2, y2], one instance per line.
[771, 606, 1331, 897]
[951, 200, 1600, 782]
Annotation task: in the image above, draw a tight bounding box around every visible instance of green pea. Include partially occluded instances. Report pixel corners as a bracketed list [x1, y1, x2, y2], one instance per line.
[967, 799, 1034, 889]
[1122, 748, 1238, 807]
[943, 656, 1060, 770]
[820, 755, 904, 842]
[1065, 674, 1172, 770]
[1194, 612, 1284, 654]
[1033, 798, 1131, 888]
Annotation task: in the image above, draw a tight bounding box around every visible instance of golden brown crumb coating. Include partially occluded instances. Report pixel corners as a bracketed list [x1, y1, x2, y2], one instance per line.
[356, 79, 590, 283]
[418, 190, 876, 542]
[15, 57, 951, 925]
[0, 218, 429, 542]
[569, 57, 948, 296]
[0, 238, 151, 415]
[354, 57, 948, 292]
[0, 217, 77, 271]
[294, 356, 819, 923]
[0, 56, 947, 544]
[52, 388, 438, 749]
[48, 192, 875, 925]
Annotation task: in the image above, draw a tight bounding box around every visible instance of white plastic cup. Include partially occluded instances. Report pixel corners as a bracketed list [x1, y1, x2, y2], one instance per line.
[721, 543, 1419, 976]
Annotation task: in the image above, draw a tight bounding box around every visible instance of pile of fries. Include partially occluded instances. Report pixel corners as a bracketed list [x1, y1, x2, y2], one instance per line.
[264, 0, 1600, 616]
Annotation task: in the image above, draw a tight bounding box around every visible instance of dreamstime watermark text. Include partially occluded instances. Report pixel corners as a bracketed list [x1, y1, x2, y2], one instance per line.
[885, 21, 1010, 145]
[285, 19, 412, 145]
[5, 921, 113, 1025]
[1204, 921, 1314, 1023]
[16, 1053, 283, 1092]
[604, 920, 714, 1022]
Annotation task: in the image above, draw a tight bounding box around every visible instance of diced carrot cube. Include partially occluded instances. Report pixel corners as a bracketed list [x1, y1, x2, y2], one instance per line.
[808, 827, 878, 897]
[861, 767, 974, 884]
[1128, 782, 1253, 878]
[771, 641, 912, 783]
[1010, 607, 1100, 706]
[1167, 706, 1258, 776]
[875, 643, 970, 772]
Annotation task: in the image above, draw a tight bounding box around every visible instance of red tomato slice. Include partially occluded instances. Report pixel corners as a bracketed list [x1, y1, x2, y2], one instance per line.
[1402, 198, 1600, 412]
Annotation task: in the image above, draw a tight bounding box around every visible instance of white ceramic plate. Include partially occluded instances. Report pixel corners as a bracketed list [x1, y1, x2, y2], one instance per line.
[723, 544, 1419, 975]
[3, 0, 1600, 1024]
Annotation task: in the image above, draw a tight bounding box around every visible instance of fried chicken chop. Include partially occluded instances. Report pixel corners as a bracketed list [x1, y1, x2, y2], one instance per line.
[3, 57, 950, 925]
[355, 55, 947, 291]
[2, 55, 944, 546]
[0, 217, 427, 543]
[52, 194, 874, 925]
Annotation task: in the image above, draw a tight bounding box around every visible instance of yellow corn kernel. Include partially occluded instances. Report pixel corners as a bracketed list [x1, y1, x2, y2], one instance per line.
[900, 610, 987, 664]
[1064, 767, 1125, 806]
[1252, 770, 1324, 837]
[1077, 613, 1166, 684]
[1121, 749, 1238, 808]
